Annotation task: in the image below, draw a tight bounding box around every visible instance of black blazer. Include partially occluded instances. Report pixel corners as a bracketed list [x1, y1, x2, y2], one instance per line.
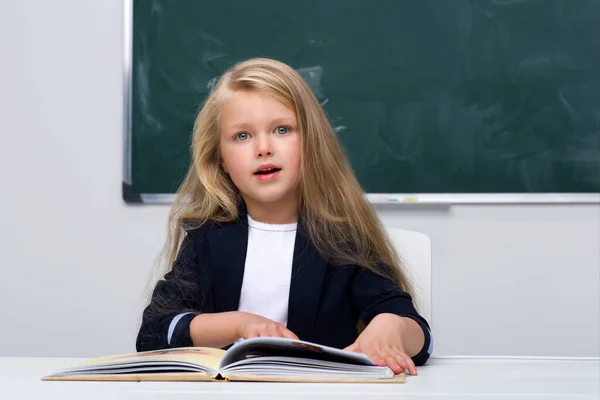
[136, 210, 432, 366]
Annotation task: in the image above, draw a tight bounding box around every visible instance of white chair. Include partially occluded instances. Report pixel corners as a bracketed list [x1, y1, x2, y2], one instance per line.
[384, 227, 432, 323]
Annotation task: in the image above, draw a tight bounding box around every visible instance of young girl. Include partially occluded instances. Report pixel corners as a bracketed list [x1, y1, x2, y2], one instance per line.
[137, 58, 432, 375]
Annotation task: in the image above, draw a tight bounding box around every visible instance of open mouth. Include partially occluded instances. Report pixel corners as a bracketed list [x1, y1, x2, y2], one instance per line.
[254, 167, 282, 175]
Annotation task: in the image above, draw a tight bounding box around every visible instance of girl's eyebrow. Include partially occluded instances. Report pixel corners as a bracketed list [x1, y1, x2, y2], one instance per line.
[228, 117, 297, 131]
[228, 122, 252, 131]
[270, 117, 296, 125]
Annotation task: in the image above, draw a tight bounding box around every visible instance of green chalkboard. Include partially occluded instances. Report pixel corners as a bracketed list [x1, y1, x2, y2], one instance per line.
[124, 0, 599, 202]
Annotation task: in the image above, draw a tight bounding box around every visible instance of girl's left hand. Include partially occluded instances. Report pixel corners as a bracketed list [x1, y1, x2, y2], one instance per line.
[343, 313, 417, 375]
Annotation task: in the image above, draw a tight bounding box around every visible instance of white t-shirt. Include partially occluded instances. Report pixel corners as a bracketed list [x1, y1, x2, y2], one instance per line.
[236, 215, 297, 326]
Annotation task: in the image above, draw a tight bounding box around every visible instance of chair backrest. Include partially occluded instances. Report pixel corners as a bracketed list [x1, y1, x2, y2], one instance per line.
[384, 227, 432, 323]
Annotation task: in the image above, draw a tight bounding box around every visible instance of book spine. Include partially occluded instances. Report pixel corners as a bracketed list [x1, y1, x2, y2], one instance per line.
[211, 372, 229, 382]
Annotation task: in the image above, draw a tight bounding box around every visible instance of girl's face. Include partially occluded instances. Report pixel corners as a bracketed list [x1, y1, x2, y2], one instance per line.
[219, 90, 301, 211]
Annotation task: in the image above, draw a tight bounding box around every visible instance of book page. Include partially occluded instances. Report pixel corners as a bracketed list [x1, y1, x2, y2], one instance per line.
[53, 347, 226, 376]
[219, 337, 374, 370]
[222, 356, 393, 379]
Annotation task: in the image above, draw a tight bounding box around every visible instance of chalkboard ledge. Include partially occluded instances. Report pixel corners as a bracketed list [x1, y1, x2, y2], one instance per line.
[122, 190, 600, 205]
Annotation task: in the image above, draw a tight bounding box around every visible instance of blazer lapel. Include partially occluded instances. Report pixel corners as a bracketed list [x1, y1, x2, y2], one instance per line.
[286, 221, 327, 341]
[209, 216, 248, 313]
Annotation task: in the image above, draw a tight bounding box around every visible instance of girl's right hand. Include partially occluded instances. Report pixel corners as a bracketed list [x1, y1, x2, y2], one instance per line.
[235, 312, 299, 340]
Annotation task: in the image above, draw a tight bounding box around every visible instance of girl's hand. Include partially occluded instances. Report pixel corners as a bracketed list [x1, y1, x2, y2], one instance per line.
[234, 312, 299, 340]
[344, 313, 418, 375]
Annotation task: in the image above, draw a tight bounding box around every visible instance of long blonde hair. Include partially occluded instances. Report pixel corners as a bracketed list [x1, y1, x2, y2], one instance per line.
[154, 58, 415, 301]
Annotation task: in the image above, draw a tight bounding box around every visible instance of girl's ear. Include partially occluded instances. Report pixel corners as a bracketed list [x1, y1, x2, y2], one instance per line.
[221, 160, 228, 173]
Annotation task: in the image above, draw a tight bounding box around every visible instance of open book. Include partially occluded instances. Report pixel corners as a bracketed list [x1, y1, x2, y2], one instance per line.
[43, 337, 403, 383]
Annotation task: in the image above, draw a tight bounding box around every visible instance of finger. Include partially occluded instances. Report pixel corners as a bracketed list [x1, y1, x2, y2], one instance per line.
[279, 326, 299, 340]
[385, 355, 403, 375]
[267, 324, 281, 337]
[343, 342, 359, 352]
[368, 350, 387, 367]
[245, 326, 259, 339]
[402, 354, 417, 376]
[392, 350, 417, 376]
[270, 324, 284, 338]
[361, 345, 385, 366]
[373, 356, 387, 367]
[394, 353, 409, 375]
[255, 324, 271, 337]
[238, 327, 248, 339]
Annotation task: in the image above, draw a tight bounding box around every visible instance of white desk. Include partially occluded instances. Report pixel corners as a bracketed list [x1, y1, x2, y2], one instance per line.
[1, 356, 598, 399]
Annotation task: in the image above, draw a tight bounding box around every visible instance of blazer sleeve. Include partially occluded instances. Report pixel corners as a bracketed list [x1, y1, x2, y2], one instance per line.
[351, 266, 432, 366]
[135, 231, 204, 352]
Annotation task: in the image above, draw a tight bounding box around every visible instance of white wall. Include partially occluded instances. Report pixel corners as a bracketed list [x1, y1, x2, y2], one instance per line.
[1, 0, 598, 358]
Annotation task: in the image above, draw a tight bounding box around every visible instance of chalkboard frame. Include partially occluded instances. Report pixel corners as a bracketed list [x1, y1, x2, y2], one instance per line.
[121, 0, 599, 205]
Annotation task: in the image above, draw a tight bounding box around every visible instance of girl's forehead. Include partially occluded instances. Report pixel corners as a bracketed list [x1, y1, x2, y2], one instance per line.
[220, 91, 296, 123]
[223, 90, 289, 107]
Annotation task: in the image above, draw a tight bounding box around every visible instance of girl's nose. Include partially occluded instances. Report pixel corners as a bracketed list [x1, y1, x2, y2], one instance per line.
[255, 134, 273, 157]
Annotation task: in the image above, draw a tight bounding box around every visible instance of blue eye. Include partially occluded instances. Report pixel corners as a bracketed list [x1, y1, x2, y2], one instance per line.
[276, 126, 289, 135]
[235, 132, 250, 141]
